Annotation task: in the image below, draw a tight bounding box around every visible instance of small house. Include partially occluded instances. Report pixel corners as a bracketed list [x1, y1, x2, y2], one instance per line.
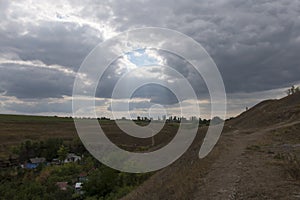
[64, 153, 81, 163]
[24, 157, 46, 169]
[30, 157, 46, 164]
[78, 172, 88, 182]
[51, 158, 61, 165]
[24, 162, 38, 169]
[56, 182, 68, 191]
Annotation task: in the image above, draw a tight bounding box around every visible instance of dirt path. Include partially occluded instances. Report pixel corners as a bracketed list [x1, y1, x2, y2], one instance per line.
[193, 121, 300, 200]
[122, 121, 300, 200]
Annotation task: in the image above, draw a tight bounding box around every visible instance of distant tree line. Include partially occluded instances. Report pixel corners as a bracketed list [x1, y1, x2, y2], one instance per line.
[134, 115, 213, 125]
[12, 137, 86, 163]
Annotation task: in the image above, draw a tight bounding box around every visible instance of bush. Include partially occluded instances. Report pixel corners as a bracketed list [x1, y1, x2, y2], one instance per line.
[286, 85, 300, 96]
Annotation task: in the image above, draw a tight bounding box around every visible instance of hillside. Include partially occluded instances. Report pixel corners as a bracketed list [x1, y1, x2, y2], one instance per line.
[0, 93, 299, 199]
[122, 93, 300, 200]
[229, 92, 300, 129]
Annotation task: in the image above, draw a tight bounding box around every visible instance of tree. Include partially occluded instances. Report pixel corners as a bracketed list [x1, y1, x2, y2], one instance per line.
[287, 85, 300, 96]
[83, 166, 118, 197]
[296, 86, 300, 93]
[42, 138, 63, 160]
[57, 145, 69, 162]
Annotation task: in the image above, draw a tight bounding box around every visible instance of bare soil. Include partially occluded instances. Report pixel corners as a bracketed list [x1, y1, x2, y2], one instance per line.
[122, 93, 300, 200]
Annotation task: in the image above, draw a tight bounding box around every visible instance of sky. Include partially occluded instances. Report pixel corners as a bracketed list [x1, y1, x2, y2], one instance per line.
[0, 0, 300, 119]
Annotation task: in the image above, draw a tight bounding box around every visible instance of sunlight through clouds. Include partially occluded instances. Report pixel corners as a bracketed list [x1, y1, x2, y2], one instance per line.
[0, 0, 299, 118]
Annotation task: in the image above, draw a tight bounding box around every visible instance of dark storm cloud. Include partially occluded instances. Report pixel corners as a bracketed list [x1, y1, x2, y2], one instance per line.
[156, 50, 209, 99]
[0, 21, 98, 69]
[0, 0, 300, 115]
[108, 0, 300, 93]
[0, 64, 73, 99]
[132, 84, 179, 105]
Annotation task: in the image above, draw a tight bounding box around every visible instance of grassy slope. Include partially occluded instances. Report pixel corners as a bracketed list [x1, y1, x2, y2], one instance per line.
[122, 93, 300, 200]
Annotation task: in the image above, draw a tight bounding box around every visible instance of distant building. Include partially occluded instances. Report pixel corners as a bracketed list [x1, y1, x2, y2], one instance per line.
[190, 116, 197, 121]
[30, 157, 46, 164]
[56, 182, 68, 191]
[78, 172, 88, 182]
[181, 117, 188, 123]
[23, 157, 46, 169]
[24, 163, 38, 169]
[64, 153, 81, 163]
[51, 158, 61, 165]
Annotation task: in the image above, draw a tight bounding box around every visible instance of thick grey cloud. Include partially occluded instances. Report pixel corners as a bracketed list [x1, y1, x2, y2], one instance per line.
[0, 20, 97, 69]
[107, 0, 300, 93]
[131, 84, 179, 105]
[0, 0, 299, 116]
[0, 64, 74, 99]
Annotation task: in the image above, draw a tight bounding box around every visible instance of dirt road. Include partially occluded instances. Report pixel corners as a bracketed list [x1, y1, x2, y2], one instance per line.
[193, 121, 300, 200]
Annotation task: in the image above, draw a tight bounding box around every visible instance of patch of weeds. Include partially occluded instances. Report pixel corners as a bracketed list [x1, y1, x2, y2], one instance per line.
[274, 153, 285, 160]
[246, 145, 261, 151]
[283, 153, 300, 180]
